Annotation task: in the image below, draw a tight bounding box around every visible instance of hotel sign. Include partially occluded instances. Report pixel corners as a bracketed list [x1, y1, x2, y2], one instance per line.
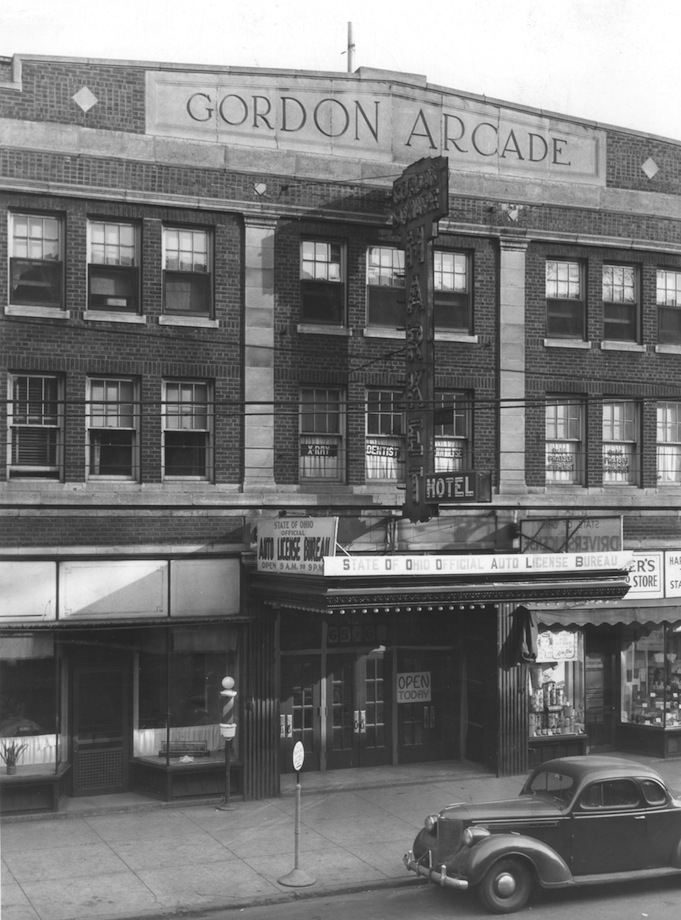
[146, 73, 605, 185]
[393, 156, 449, 524]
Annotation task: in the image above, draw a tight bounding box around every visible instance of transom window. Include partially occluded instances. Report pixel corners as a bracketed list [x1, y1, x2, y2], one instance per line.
[87, 378, 138, 479]
[9, 213, 62, 308]
[163, 381, 211, 479]
[657, 269, 681, 345]
[434, 251, 472, 332]
[657, 401, 681, 484]
[163, 228, 211, 315]
[603, 264, 638, 342]
[546, 259, 585, 338]
[299, 387, 345, 481]
[366, 388, 404, 481]
[366, 246, 405, 327]
[88, 221, 139, 312]
[300, 241, 344, 324]
[7, 374, 62, 479]
[546, 398, 584, 485]
[434, 393, 470, 471]
[603, 400, 639, 486]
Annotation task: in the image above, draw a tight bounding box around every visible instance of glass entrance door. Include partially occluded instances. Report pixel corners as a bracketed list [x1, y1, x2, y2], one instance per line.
[397, 651, 459, 763]
[326, 650, 391, 769]
[280, 656, 321, 773]
[72, 665, 130, 795]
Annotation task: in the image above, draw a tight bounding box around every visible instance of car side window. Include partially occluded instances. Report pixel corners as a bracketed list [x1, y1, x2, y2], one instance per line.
[580, 779, 641, 810]
[641, 779, 668, 807]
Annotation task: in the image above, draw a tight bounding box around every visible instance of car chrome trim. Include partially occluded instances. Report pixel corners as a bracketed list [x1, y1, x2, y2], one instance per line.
[403, 850, 469, 890]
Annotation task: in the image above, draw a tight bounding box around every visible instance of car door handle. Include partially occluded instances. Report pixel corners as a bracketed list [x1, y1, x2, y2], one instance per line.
[634, 815, 646, 820]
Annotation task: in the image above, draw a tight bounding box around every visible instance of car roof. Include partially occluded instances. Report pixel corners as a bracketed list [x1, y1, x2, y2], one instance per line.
[530, 755, 665, 784]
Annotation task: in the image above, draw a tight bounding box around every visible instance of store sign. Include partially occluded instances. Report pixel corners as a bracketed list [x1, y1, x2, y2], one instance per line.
[396, 671, 432, 703]
[537, 631, 577, 661]
[665, 551, 681, 597]
[256, 517, 338, 574]
[627, 552, 664, 599]
[521, 517, 622, 554]
[323, 552, 632, 578]
[146, 73, 604, 184]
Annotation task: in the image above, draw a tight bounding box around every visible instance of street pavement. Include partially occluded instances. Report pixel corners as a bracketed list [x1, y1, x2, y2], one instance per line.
[2, 754, 681, 920]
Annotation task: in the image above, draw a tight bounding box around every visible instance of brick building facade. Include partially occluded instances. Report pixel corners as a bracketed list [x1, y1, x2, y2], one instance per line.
[2, 53, 681, 813]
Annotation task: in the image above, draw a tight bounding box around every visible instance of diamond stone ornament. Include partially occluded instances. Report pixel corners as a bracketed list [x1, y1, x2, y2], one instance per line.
[73, 86, 98, 113]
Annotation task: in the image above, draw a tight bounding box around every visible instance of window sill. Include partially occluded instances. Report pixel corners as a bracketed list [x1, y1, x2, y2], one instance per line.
[84, 311, 147, 324]
[600, 340, 646, 352]
[544, 338, 591, 350]
[158, 315, 219, 328]
[655, 343, 681, 355]
[435, 331, 479, 344]
[5, 305, 70, 319]
[296, 323, 352, 336]
[362, 326, 403, 339]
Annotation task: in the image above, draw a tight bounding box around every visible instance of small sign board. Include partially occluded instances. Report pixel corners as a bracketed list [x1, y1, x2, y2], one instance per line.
[292, 741, 305, 773]
[256, 517, 338, 574]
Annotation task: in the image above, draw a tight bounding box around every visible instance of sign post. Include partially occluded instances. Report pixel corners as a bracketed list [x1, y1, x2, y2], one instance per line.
[278, 742, 316, 888]
[392, 156, 449, 523]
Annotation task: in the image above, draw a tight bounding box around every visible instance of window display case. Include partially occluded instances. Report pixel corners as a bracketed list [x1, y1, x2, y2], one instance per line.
[621, 624, 681, 733]
[528, 629, 587, 765]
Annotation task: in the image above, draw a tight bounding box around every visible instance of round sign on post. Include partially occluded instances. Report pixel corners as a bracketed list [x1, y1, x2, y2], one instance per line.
[292, 741, 305, 773]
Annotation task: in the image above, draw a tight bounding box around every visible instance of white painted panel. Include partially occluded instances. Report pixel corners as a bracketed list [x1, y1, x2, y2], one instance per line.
[60, 560, 168, 619]
[170, 558, 240, 617]
[0, 561, 57, 622]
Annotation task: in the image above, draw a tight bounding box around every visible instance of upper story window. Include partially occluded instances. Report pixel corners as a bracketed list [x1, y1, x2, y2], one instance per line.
[163, 380, 212, 479]
[434, 251, 472, 332]
[299, 387, 345, 481]
[657, 401, 681, 485]
[434, 393, 470, 471]
[88, 221, 139, 313]
[603, 400, 639, 486]
[366, 246, 404, 327]
[163, 228, 211, 315]
[9, 213, 62, 308]
[546, 397, 584, 485]
[300, 241, 344, 324]
[7, 374, 62, 480]
[657, 269, 681, 345]
[87, 377, 138, 480]
[546, 259, 585, 339]
[366, 388, 404, 482]
[602, 264, 638, 342]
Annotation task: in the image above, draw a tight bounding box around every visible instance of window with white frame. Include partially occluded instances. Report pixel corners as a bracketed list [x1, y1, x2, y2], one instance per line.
[9, 213, 63, 308]
[8, 374, 62, 479]
[88, 221, 139, 312]
[657, 402, 681, 484]
[434, 251, 472, 332]
[163, 380, 211, 478]
[366, 246, 405, 327]
[602, 400, 639, 486]
[87, 378, 138, 479]
[434, 393, 470, 471]
[545, 397, 584, 485]
[546, 259, 585, 338]
[163, 228, 211, 315]
[603, 264, 639, 342]
[657, 269, 681, 345]
[366, 388, 404, 481]
[299, 387, 345, 481]
[300, 241, 344, 324]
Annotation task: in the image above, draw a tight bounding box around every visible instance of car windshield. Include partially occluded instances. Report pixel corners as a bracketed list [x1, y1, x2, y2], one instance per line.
[523, 768, 575, 805]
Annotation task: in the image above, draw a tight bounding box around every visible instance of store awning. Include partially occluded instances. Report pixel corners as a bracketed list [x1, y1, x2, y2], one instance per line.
[534, 602, 681, 628]
[251, 568, 632, 615]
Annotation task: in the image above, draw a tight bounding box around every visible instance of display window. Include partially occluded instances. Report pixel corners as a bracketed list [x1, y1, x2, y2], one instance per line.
[529, 630, 586, 738]
[621, 623, 681, 728]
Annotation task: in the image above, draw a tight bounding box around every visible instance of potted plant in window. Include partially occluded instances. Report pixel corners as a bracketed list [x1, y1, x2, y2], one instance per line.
[1, 740, 28, 775]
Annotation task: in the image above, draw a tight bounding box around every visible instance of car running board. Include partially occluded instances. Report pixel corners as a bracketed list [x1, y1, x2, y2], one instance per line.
[574, 867, 681, 886]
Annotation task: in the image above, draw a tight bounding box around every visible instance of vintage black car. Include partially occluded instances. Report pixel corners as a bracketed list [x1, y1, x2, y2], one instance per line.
[404, 755, 681, 913]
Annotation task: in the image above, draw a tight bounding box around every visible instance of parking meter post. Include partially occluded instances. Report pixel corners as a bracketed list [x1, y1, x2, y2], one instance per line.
[277, 746, 315, 888]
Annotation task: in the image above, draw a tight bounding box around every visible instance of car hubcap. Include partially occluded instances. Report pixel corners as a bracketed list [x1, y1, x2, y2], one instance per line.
[496, 872, 517, 897]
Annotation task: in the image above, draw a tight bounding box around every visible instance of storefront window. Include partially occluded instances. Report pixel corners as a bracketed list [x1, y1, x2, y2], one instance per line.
[0, 635, 59, 772]
[621, 624, 681, 728]
[134, 626, 238, 762]
[529, 630, 585, 737]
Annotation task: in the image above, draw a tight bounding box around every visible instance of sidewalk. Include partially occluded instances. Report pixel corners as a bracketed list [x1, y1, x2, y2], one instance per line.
[2, 754, 681, 920]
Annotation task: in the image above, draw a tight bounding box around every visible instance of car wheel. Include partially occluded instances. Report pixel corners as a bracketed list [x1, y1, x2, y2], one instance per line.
[477, 857, 533, 914]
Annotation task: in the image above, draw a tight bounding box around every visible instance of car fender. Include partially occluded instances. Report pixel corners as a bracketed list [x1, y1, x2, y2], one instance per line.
[451, 833, 574, 889]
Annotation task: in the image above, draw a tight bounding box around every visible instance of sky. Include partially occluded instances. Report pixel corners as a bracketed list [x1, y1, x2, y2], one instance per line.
[3, 0, 681, 141]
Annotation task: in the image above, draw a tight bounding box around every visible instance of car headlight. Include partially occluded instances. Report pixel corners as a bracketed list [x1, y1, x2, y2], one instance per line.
[462, 825, 491, 846]
[424, 814, 439, 832]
